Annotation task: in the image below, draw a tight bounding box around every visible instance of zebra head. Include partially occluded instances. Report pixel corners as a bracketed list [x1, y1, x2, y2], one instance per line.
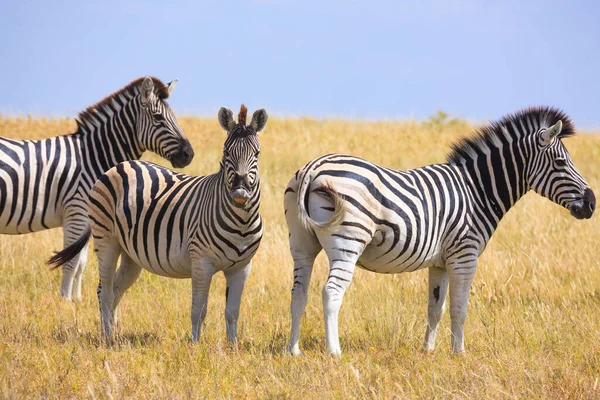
[136, 77, 194, 168]
[218, 104, 268, 208]
[528, 119, 595, 220]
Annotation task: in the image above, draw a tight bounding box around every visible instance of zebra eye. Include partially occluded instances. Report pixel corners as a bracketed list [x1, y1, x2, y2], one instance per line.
[554, 158, 567, 168]
[255, 151, 260, 157]
[153, 113, 165, 122]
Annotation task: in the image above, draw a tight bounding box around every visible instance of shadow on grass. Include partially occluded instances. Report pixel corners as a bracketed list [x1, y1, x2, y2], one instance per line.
[50, 326, 161, 348]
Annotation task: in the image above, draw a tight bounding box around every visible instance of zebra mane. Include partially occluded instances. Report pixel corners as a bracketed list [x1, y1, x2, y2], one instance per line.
[447, 106, 576, 164]
[76, 77, 170, 127]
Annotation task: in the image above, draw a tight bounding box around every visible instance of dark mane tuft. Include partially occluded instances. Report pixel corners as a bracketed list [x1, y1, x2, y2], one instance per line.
[76, 77, 169, 127]
[238, 104, 247, 126]
[447, 106, 576, 164]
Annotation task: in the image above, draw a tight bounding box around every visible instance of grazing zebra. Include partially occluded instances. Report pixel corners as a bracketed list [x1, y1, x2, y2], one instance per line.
[48, 105, 267, 342]
[1, 76, 194, 300]
[284, 107, 595, 355]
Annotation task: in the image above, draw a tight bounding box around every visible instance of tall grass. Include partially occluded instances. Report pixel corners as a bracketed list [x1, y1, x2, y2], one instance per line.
[0, 115, 599, 398]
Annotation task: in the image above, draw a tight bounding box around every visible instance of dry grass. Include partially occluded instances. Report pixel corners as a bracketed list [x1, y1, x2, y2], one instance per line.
[0, 115, 599, 399]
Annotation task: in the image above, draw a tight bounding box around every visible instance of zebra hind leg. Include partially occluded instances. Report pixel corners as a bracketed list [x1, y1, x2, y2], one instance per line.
[423, 266, 449, 351]
[72, 245, 89, 301]
[285, 191, 322, 356]
[60, 259, 79, 301]
[321, 240, 364, 356]
[95, 239, 122, 341]
[287, 250, 319, 356]
[111, 253, 142, 328]
[60, 210, 89, 300]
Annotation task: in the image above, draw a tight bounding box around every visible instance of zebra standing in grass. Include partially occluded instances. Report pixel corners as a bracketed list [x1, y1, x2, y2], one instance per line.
[2, 76, 194, 300]
[284, 107, 595, 355]
[49, 105, 267, 343]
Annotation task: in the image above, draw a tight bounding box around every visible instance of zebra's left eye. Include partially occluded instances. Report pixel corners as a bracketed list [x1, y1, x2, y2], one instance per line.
[554, 158, 567, 168]
[153, 113, 165, 122]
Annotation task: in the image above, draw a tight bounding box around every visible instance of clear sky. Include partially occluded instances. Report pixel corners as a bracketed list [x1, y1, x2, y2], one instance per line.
[1, 0, 599, 128]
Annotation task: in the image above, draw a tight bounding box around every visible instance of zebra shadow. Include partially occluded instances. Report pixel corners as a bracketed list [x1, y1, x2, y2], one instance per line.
[50, 327, 161, 348]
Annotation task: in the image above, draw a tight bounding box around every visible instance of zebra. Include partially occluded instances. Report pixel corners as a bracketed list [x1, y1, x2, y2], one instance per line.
[1, 76, 194, 300]
[48, 104, 267, 343]
[284, 107, 595, 355]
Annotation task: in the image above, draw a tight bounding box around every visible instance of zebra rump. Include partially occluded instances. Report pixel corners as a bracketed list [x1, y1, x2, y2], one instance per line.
[296, 178, 345, 231]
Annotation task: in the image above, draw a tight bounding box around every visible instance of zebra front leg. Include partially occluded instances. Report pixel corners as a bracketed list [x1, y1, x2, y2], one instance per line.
[287, 252, 317, 356]
[322, 247, 360, 356]
[190, 258, 214, 342]
[447, 259, 477, 353]
[423, 266, 449, 351]
[223, 263, 252, 344]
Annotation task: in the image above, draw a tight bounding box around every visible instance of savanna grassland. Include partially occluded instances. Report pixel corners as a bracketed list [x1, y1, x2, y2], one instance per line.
[1, 114, 599, 399]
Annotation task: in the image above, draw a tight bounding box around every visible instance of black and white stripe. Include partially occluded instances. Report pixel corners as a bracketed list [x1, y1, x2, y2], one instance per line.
[48, 105, 267, 343]
[284, 107, 595, 355]
[2, 76, 194, 300]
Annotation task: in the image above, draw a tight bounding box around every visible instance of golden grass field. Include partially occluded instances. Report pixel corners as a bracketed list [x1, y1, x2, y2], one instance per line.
[1, 114, 599, 399]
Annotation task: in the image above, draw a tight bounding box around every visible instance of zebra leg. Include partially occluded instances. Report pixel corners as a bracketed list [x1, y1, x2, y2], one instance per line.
[447, 260, 477, 353]
[223, 262, 252, 344]
[96, 240, 121, 339]
[423, 266, 449, 351]
[322, 245, 361, 356]
[59, 215, 89, 300]
[111, 253, 142, 328]
[287, 251, 317, 356]
[190, 258, 214, 342]
[285, 197, 322, 356]
[72, 244, 89, 301]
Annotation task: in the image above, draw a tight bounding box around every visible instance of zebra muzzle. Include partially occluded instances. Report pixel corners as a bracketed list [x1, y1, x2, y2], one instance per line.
[569, 187, 595, 220]
[231, 188, 250, 207]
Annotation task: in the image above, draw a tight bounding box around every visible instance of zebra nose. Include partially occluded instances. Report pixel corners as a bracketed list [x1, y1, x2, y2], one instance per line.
[233, 173, 249, 188]
[584, 188, 595, 213]
[170, 140, 194, 168]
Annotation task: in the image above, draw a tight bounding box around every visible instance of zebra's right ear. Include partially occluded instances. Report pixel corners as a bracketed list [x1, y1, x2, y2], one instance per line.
[218, 107, 235, 132]
[140, 77, 154, 105]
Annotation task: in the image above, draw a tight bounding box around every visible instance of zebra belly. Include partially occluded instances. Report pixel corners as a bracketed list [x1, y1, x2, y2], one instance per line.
[123, 244, 193, 279]
[357, 249, 443, 274]
[355, 224, 445, 274]
[0, 192, 63, 234]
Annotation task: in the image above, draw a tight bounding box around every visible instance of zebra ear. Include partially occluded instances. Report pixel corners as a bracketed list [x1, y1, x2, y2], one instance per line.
[249, 109, 268, 133]
[166, 78, 178, 96]
[218, 107, 235, 132]
[140, 77, 154, 104]
[541, 120, 563, 145]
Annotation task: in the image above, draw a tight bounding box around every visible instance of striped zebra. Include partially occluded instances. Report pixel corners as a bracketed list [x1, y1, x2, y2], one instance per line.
[48, 105, 267, 342]
[2, 76, 194, 300]
[284, 107, 595, 355]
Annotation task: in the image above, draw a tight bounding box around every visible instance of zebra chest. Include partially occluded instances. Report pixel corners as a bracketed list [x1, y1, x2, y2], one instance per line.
[196, 228, 263, 271]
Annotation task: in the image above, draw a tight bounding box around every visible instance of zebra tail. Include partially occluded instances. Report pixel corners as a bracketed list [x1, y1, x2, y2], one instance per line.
[297, 177, 346, 231]
[47, 226, 92, 270]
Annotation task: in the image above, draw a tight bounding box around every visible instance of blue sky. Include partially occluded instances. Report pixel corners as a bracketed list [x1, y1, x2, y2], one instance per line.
[1, 0, 599, 128]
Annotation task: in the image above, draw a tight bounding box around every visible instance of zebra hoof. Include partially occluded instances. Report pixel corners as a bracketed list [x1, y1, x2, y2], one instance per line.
[286, 344, 302, 356]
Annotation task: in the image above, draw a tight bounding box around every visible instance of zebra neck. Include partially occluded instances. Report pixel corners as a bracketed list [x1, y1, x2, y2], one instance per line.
[460, 142, 529, 238]
[218, 175, 261, 227]
[76, 103, 144, 184]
